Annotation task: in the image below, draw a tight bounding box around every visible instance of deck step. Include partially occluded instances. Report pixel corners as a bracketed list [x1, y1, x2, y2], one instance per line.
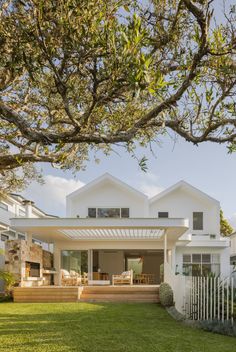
[79, 300, 159, 303]
[13, 287, 79, 303]
[13, 286, 160, 303]
[80, 286, 159, 303]
[83, 286, 159, 293]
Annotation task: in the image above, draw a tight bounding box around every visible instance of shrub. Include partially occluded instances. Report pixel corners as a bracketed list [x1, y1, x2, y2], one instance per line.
[200, 320, 236, 337]
[0, 271, 16, 297]
[159, 282, 174, 307]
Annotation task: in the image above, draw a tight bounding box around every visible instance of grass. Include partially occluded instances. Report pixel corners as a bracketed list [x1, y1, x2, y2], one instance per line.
[0, 302, 235, 352]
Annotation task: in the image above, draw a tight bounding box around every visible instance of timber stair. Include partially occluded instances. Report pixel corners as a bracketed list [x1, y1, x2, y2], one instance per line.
[13, 286, 79, 303]
[13, 285, 160, 303]
[80, 285, 160, 303]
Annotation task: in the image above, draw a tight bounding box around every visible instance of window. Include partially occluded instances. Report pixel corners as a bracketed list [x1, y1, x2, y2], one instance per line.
[121, 208, 129, 218]
[97, 208, 120, 218]
[19, 209, 26, 217]
[32, 239, 42, 246]
[18, 233, 26, 240]
[183, 254, 191, 263]
[88, 208, 96, 218]
[1, 230, 16, 238]
[158, 212, 169, 218]
[193, 212, 203, 230]
[88, 208, 130, 218]
[0, 201, 8, 211]
[182, 253, 220, 276]
[231, 255, 236, 266]
[1, 234, 9, 242]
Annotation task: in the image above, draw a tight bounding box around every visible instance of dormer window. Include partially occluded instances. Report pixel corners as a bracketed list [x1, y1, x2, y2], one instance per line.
[88, 208, 129, 218]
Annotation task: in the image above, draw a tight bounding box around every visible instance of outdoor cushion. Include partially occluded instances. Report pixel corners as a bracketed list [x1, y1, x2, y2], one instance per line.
[61, 269, 70, 277]
[121, 271, 131, 276]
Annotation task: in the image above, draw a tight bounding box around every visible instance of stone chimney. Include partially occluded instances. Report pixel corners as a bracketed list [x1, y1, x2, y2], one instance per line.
[22, 200, 34, 218]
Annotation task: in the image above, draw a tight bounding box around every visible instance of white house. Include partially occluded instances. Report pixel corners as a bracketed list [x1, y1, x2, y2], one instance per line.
[230, 232, 236, 264]
[0, 193, 54, 291]
[8, 173, 230, 291]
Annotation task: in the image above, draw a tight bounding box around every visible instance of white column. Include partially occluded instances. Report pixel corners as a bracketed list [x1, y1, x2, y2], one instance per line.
[171, 246, 176, 271]
[88, 249, 93, 281]
[53, 244, 60, 286]
[164, 231, 167, 263]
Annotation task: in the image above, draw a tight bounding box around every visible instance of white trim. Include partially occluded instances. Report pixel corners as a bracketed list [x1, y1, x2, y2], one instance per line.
[66, 173, 148, 200]
[10, 217, 189, 244]
[10, 217, 189, 229]
[149, 180, 219, 205]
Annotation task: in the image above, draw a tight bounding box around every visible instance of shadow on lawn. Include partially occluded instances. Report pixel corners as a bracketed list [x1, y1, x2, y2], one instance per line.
[0, 303, 235, 352]
[0, 303, 169, 352]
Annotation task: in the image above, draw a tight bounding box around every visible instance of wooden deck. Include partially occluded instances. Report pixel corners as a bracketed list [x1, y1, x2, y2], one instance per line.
[13, 285, 160, 303]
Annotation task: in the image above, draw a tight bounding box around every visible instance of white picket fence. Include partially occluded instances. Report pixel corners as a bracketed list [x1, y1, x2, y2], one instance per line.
[183, 276, 235, 324]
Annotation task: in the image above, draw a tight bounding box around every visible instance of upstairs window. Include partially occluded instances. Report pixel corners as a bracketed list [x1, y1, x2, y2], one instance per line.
[121, 208, 129, 218]
[193, 212, 203, 230]
[18, 234, 26, 240]
[88, 208, 96, 218]
[1, 234, 9, 242]
[88, 207, 130, 218]
[2, 230, 16, 238]
[158, 212, 169, 218]
[97, 208, 120, 218]
[19, 209, 26, 217]
[0, 201, 8, 211]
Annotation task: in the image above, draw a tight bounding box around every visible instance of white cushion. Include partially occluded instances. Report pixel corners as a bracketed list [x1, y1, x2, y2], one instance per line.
[61, 269, 70, 277]
[121, 271, 130, 276]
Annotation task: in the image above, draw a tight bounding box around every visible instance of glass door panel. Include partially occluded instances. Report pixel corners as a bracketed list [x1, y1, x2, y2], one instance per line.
[127, 257, 143, 275]
[61, 250, 88, 275]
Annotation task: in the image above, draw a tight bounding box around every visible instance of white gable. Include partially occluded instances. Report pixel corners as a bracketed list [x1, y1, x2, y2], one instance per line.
[66, 173, 148, 218]
[150, 180, 219, 205]
[149, 183, 220, 235]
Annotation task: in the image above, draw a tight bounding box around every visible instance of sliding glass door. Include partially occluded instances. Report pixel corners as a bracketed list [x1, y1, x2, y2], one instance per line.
[61, 250, 88, 275]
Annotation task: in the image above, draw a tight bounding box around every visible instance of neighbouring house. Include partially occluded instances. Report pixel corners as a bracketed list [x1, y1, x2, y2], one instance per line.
[230, 232, 236, 274]
[0, 193, 55, 292]
[1, 173, 232, 309]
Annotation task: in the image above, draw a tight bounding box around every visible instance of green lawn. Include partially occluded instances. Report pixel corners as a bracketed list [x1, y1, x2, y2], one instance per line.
[0, 302, 235, 352]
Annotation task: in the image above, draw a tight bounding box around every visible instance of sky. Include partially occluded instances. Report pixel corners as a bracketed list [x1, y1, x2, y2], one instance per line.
[23, 135, 236, 230]
[22, 1, 236, 230]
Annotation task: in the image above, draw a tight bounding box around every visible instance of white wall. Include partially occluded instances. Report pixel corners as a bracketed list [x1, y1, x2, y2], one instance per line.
[67, 180, 148, 218]
[149, 188, 220, 236]
[175, 246, 230, 278]
[230, 235, 236, 256]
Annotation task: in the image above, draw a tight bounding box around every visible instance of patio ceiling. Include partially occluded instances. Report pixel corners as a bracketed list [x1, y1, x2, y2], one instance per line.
[59, 228, 165, 240]
[10, 217, 189, 243]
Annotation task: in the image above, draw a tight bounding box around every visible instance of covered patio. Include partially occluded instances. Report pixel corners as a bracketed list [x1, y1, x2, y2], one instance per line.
[10, 217, 189, 288]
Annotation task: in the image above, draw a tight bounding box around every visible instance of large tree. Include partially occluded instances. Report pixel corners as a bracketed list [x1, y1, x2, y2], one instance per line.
[0, 0, 236, 190]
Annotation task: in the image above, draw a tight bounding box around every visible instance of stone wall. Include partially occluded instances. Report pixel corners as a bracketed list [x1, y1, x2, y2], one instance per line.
[43, 250, 53, 269]
[5, 240, 43, 286]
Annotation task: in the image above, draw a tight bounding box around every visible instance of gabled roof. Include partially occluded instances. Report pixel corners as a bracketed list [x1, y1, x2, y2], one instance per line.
[9, 193, 57, 218]
[67, 173, 148, 200]
[149, 180, 219, 205]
